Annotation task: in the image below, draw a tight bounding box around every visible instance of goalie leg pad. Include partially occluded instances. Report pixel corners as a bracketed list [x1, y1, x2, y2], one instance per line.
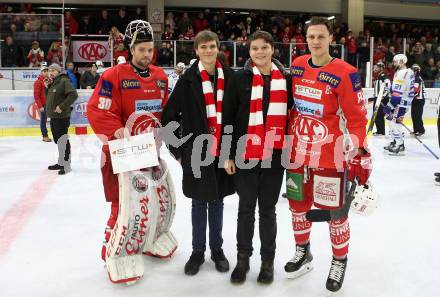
[144, 231, 178, 258]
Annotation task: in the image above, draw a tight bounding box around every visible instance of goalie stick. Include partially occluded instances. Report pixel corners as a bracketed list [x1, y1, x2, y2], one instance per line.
[367, 84, 385, 135]
[305, 179, 358, 222]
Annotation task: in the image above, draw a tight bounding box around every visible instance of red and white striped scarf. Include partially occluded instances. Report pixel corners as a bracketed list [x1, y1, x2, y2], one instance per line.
[199, 60, 224, 157]
[245, 62, 287, 160]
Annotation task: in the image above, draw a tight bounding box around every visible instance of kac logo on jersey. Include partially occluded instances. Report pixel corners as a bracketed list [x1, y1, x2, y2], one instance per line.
[349, 72, 362, 92]
[317, 71, 341, 88]
[135, 99, 163, 114]
[291, 66, 305, 78]
[122, 79, 140, 89]
[295, 85, 322, 100]
[98, 79, 113, 97]
[294, 115, 329, 144]
[295, 99, 324, 118]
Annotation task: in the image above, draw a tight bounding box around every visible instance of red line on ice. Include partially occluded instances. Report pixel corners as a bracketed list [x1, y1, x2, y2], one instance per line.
[0, 171, 58, 261]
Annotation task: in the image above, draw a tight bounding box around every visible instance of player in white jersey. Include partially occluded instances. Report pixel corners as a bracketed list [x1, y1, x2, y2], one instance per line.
[383, 54, 415, 155]
[167, 62, 185, 94]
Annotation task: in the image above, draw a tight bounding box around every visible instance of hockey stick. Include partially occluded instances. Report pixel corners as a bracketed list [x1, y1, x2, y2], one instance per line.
[367, 84, 385, 135]
[305, 179, 358, 222]
[400, 122, 440, 159]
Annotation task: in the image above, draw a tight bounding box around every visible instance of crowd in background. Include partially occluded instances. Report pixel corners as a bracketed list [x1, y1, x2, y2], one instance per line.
[1, 3, 440, 87]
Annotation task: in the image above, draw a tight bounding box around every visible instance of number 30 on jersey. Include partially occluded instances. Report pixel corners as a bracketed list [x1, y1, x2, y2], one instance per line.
[98, 97, 112, 110]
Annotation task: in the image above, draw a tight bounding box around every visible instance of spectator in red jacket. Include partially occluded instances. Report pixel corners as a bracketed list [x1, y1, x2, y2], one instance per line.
[193, 12, 209, 34]
[113, 43, 128, 65]
[347, 29, 357, 66]
[33, 63, 51, 142]
[64, 11, 78, 35]
[27, 40, 44, 67]
[46, 41, 63, 65]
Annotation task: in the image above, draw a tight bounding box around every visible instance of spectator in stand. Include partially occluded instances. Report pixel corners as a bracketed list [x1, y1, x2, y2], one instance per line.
[64, 11, 78, 35]
[193, 12, 209, 34]
[210, 14, 223, 33]
[292, 24, 306, 53]
[8, 23, 18, 35]
[79, 15, 95, 35]
[113, 8, 129, 33]
[271, 25, 281, 42]
[410, 42, 425, 66]
[178, 12, 192, 36]
[184, 27, 195, 40]
[330, 39, 342, 59]
[113, 43, 128, 65]
[162, 24, 175, 40]
[134, 7, 144, 20]
[65, 62, 78, 89]
[1, 36, 23, 67]
[97, 9, 112, 35]
[220, 44, 231, 66]
[34, 62, 51, 142]
[23, 21, 32, 32]
[80, 63, 100, 89]
[109, 26, 124, 49]
[346, 29, 357, 66]
[29, 12, 41, 32]
[165, 12, 176, 33]
[434, 46, 440, 64]
[423, 58, 438, 82]
[433, 72, 440, 88]
[46, 41, 63, 66]
[385, 45, 396, 64]
[157, 42, 173, 67]
[423, 43, 434, 63]
[357, 31, 367, 48]
[44, 9, 59, 32]
[40, 23, 49, 32]
[27, 40, 44, 67]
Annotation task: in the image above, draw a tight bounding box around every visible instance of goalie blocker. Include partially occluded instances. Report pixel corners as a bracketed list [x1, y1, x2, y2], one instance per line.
[105, 159, 178, 284]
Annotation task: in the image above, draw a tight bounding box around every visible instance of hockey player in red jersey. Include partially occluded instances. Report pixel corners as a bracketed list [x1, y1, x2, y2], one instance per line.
[284, 17, 372, 293]
[87, 20, 169, 264]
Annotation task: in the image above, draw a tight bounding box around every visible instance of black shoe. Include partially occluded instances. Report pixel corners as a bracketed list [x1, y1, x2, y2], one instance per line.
[58, 167, 71, 175]
[184, 251, 205, 276]
[383, 140, 396, 151]
[414, 132, 424, 137]
[257, 260, 274, 284]
[285, 243, 313, 279]
[230, 252, 250, 284]
[282, 193, 287, 198]
[211, 249, 229, 272]
[373, 132, 385, 136]
[326, 257, 348, 293]
[434, 172, 440, 178]
[48, 164, 63, 170]
[435, 177, 440, 186]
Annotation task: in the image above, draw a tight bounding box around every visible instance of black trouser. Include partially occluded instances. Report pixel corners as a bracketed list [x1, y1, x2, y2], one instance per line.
[50, 117, 71, 167]
[191, 199, 224, 252]
[373, 97, 387, 135]
[411, 99, 425, 134]
[234, 167, 284, 261]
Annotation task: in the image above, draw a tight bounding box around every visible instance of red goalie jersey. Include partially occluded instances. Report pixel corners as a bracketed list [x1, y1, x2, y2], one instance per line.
[289, 55, 367, 170]
[87, 63, 168, 140]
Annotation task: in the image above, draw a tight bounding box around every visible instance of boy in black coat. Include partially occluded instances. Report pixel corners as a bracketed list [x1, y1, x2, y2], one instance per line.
[161, 31, 235, 276]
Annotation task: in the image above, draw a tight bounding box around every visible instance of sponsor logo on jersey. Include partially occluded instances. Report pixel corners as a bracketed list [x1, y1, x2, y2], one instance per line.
[294, 99, 324, 118]
[135, 99, 163, 114]
[349, 72, 362, 92]
[317, 71, 341, 88]
[301, 78, 315, 84]
[295, 85, 322, 100]
[291, 66, 305, 77]
[313, 175, 341, 207]
[121, 79, 140, 89]
[156, 80, 167, 89]
[293, 115, 328, 144]
[98, 79, 113, 97]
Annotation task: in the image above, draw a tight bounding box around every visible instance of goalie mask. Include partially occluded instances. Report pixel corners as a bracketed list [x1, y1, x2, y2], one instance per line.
[124, 20, 154, 49]
[350, 181, 379, 216]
